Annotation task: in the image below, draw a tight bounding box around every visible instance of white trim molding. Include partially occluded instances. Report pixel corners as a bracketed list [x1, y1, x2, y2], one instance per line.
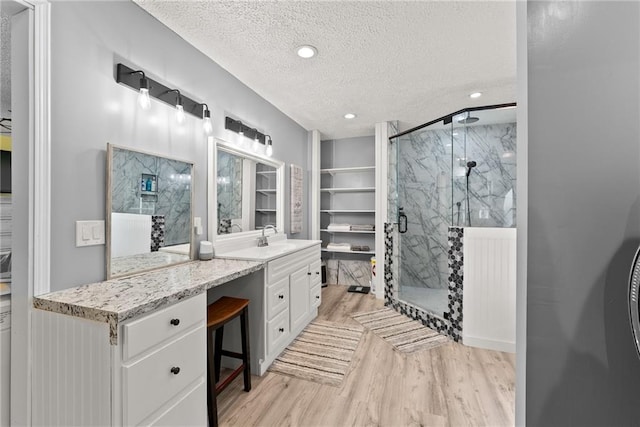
[310, 130, 321, 241]
[374, 122, 390, 299]
[33, 0, 51, 297]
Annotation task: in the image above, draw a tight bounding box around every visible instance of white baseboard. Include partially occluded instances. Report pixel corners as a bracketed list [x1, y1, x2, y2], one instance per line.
[463, 334, 516, 353]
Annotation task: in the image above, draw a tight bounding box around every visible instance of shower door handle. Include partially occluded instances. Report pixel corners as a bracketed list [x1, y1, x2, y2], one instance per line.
[629, 246, 640, 360]
[398, 208, 408, 234]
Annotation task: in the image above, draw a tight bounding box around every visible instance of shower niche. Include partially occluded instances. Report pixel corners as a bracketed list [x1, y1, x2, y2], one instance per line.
[386, 103, 517, 343]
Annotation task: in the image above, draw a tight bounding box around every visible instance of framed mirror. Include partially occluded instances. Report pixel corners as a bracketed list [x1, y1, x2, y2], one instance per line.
[208, 138, 284, 243]
[106, 144, 194, 278]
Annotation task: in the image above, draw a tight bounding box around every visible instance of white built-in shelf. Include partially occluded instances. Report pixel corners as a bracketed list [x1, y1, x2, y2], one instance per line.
[321, 187, 375, 194]
[255, 209, 276, 213]
[256, 189, 276, 195]
[320, 166, 375, 176]
[320, 210, 375, 214]
[321, 229, 375, 234]
[322, 248, 375, 255]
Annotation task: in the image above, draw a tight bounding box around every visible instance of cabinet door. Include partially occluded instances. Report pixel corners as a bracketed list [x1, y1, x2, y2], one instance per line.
[290, 265, 310, 332]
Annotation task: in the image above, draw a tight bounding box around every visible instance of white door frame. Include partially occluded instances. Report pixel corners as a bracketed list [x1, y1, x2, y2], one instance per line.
[9, 0, 51, 425]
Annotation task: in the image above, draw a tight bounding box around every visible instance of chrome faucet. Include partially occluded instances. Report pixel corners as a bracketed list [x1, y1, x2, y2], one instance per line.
[257, 225, 277, 247]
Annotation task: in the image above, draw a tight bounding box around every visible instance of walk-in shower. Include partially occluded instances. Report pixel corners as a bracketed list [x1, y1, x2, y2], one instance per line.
[387, 103, 517, 320]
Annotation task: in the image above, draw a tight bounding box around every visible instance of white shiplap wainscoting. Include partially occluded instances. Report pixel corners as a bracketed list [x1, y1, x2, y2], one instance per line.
[462, 227, 517, 353]
[32, 309, 112, 426]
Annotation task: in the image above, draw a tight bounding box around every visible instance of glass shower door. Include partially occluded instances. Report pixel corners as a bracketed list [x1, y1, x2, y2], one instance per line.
[395, 121, 453, 318]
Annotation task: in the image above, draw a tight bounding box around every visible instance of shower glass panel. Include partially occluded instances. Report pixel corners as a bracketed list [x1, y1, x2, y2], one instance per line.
[394, 118, 454, 317]
[452, 107, 517, 228]
[391, 104, 516, 318]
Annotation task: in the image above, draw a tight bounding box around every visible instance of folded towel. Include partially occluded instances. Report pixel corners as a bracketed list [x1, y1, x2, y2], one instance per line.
[351, 245, 370, 252]
[350, 224, 375, 231]
[327, 242, 352, 251]
[327, 223, 352, 231]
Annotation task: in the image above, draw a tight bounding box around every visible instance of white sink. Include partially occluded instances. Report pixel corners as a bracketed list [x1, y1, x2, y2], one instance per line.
[216, 239, 321, 261]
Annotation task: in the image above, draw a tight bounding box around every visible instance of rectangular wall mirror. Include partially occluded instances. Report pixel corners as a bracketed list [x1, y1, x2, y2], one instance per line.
[106, 144, 194, 279]
[209, 138, 284, 242]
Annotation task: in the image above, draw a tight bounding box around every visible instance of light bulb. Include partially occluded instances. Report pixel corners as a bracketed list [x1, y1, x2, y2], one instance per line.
[203, 108, 212, 134]
[253, 138, 260, 151]
[176, 104, 185, 124]
[138, 88, 150, 110]
[266, 142, 273, 157]
[203, 116, 212, 134]
[138, 76, 151, 110]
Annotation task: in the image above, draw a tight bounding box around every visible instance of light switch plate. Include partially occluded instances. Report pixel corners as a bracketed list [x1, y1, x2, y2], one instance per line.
[76, 220, 105, 247]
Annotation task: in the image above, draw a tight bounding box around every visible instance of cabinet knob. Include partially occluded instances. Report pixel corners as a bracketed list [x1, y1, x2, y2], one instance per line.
[316, 295, 320, 299]
[170, 318, 180, 326]
[316, 271, 320, 275]
[307, 272, 312, 276]
[278, 294, 284, 300]
[170, 366, 181, 375]
[278, 327, 284, 333]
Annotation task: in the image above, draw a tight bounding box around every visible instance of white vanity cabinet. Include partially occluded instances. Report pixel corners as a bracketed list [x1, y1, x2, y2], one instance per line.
[261, 243, 321, 372]
[33, 293, 207, 426]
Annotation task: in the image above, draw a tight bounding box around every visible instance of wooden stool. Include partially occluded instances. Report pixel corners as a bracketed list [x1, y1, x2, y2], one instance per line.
[206, 296, 251, 427]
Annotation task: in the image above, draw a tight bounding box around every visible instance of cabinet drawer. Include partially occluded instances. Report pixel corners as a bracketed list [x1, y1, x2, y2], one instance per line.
[123, 293, 206, 362]
[311, 283, 322, 309]
[150, 380, 206, 427]
[309, 259, 322, 288]
[267, 308, 290, 355]
[267, 244, 320, 283]
[123, 325, 206, 427]
[267, 276, 289, 320]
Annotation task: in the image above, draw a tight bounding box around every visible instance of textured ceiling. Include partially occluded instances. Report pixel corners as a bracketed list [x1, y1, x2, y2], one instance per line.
[134, 0, 516, 139]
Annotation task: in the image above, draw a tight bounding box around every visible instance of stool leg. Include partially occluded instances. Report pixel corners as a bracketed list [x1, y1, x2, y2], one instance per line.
[214, 326, 224, 383]
[207, 327, 218, 427]
[240, 306, 252, 392]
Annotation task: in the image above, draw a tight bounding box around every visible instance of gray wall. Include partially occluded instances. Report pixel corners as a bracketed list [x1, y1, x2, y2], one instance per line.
[49, 2, 309, 291]
[527, 1, 640, 425]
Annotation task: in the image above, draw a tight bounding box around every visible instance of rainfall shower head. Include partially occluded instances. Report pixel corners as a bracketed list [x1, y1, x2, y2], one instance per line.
[458, 116, 479, 124]
[466, 161, 477, 177]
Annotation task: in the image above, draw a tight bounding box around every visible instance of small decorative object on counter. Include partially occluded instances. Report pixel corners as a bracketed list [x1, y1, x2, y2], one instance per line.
[199, 241, 214, 260]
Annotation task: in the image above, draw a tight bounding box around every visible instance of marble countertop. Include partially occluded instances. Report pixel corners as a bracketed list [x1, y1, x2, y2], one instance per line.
[33, 258, 264, 344]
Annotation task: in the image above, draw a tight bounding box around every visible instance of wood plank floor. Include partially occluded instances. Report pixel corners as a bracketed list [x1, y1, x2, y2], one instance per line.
[216, 285, 515, 426]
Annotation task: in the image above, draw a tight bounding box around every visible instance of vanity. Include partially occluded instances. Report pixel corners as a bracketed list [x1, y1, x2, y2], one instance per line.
[30, 137, 320, 425]
[215, 236, 322, 373]
[31, 235, 320, 426]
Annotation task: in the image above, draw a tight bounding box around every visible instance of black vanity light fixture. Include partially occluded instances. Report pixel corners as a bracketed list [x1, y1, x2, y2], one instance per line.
[115, 63, 212, 133]
[225, 116, 273, 157]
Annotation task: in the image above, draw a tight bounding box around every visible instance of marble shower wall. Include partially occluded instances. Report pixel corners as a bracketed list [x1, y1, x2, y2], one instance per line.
[111, 147, 192, 247]
[217, 151, 243, 222]
[389, 122, 516, 290]
[454, 123, 517, 228]
[395, 128, 452, 289]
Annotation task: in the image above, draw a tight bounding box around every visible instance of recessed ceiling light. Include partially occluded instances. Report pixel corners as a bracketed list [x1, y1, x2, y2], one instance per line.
[344, 113, 356, 119]
[296, 45, 317, 59]
[469, 92, 482, 99]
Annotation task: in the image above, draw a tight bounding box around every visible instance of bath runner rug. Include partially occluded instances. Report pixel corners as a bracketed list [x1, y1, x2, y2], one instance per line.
[351, 308, 450, 353]
[269, 320, 364, 387]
